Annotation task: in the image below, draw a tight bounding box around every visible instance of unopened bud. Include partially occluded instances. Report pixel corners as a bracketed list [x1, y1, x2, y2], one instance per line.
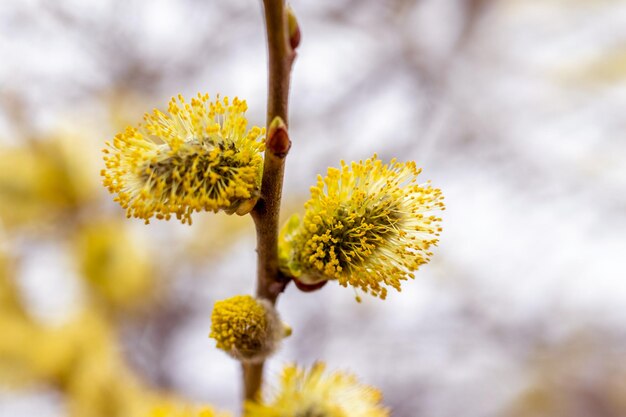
[287, 5, 301, 50]
[233, 194, 259, 216]
[267, 116, 291, 158]
[293, 276, 328, 293]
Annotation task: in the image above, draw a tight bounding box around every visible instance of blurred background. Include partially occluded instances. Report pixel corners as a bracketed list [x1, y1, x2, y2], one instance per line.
[1, 0, 626, 416]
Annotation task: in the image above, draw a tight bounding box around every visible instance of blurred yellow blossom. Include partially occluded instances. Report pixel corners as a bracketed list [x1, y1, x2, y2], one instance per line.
[0, 309, 113, 388]
[0, 313, 39, 387]
[149, 403, 232, 417]
[0, 134, 97, 228]
[280, 155, 444, 299]
[0, 251, 22, 316]
[102, 94, 265, 224]
[75, 220, 153, 310]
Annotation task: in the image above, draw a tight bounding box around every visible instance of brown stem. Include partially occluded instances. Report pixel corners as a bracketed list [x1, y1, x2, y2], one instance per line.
[241, 361, 265, 403]
[244, 0, 296, 405]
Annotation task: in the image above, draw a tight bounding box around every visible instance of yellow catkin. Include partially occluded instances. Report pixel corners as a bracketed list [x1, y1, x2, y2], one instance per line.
[245, 363, 389, 417]
[209, 295, 281, 363]
[281, 155, 445, 299]
[102, 94, 265, 224]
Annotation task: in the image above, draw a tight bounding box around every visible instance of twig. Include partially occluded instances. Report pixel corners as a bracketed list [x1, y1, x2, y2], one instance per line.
[244, 0, 296, 404]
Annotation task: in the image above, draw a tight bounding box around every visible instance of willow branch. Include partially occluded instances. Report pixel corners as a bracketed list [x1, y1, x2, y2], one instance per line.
[244, 0, 296, 404]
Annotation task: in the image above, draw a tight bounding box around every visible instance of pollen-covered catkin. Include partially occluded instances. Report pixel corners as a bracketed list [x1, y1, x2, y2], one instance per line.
[209, 295, 284, 363]
[245, 363, 389, 417]
[280, 155, 445, 299]
[102, 94, 265, 224]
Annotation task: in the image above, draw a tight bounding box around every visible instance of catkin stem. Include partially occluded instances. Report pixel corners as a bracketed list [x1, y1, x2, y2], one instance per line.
[244, 0, 296, 406]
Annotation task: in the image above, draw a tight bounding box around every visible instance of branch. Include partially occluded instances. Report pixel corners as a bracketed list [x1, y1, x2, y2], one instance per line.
[244, 0, 297, 404]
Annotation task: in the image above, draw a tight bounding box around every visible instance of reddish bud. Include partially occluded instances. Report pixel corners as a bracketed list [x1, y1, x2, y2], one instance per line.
[293, 277, 328, 293]
[287, 5, 301, 50]
[267, 116, 291, 158]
